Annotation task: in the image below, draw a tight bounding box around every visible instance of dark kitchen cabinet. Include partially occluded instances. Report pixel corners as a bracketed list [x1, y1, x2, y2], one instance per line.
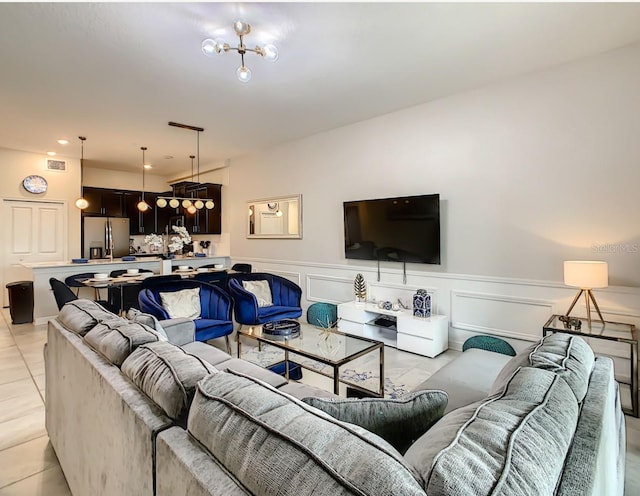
[184, 183, 222, 234]
[155, 191, 173, 235]
[123, 191, 156, 235]
[82, 187, 124, 216]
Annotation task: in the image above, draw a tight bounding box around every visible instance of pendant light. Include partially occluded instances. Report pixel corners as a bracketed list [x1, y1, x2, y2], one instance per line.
[156, 122, 217, 211]
[137, 147, 150, 212]
[74, 136, 89, 209]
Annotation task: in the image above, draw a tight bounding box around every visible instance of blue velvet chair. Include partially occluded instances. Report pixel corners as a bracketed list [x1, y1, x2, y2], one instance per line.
[138, 279, 234, 352]
[227, 272, 302, 325]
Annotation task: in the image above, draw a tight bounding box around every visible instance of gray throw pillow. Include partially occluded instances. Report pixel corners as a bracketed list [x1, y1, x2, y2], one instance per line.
[302, 390, 448, 454]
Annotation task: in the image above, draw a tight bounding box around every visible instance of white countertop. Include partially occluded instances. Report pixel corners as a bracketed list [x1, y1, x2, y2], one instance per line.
[22, 257, 164, 269]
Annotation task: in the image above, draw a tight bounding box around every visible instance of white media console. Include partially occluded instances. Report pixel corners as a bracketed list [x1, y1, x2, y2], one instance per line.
[337, 301, 448, 358]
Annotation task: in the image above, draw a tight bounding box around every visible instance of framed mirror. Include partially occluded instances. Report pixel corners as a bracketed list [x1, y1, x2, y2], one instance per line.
[247, 195, 302, 239]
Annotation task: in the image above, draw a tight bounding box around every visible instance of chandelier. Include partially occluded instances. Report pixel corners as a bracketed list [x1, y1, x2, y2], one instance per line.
[201, 20, 278, 83]
[155, 122, 216, 213]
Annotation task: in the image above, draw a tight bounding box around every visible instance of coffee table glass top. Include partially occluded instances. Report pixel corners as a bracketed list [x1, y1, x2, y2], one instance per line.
[543, 314, 636, 343]
[239, 323, 382, 366]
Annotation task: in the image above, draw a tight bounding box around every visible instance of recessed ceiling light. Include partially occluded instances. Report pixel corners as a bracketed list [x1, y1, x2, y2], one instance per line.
[144, 164, 152, 169]
[163, 155, 174, 160]
[47, 151, 56, 156]
[57, 139, 69, 145]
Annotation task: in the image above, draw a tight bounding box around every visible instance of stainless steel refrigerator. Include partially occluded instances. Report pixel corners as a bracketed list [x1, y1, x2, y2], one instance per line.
[83, 217, 130, 259]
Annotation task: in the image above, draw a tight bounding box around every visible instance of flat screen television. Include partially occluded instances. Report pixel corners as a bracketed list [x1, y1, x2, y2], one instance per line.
[343, 194, 440, 264]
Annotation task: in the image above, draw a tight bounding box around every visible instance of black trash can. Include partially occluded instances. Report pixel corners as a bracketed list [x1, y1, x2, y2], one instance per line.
[6, 280, 34, 324]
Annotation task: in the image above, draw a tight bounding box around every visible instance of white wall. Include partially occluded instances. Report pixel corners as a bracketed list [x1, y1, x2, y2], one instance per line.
[0, 147, 81, 258]
[226, 41, 640, 400]
[228, 42, 640, 287]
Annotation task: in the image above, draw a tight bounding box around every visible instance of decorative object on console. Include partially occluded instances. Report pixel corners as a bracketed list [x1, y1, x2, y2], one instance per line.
[202, 20, 278, 83]
[378, 300, 393, 311]
[413, 289, 431, 318]
[563, 260, 608, 328]
[354, 273, 366, 303]
[75, 136, 89, 209]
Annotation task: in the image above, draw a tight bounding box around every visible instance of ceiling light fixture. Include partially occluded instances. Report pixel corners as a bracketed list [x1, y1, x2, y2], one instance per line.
[47, 151, 56, 156]
[57, 139, 69, 145]
[137, 147, 150, 212]
[74, 136, 89, 210]
[201, 20, 278, 83]
[156, 122, 217, 212]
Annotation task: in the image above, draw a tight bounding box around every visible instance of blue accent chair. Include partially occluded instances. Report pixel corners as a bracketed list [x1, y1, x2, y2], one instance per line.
[228, 272, 302, 325]
[138, 280, 234, 352]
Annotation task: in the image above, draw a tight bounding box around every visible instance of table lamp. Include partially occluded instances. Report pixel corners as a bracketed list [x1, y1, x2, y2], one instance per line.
[563, 260, 608, 327]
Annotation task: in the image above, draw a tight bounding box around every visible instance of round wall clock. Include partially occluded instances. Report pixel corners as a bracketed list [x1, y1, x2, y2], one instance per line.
[23, 175, 48, 194]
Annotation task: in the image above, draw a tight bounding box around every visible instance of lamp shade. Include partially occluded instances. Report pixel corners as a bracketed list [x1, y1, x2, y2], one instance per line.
[564, 261, 608, 289]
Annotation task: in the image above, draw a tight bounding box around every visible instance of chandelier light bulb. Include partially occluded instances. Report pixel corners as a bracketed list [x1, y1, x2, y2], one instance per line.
[205, 201, 215, 210]
[137, 200, 150, 212]
[169, 198, 180, 208]
[75, 197, 89, 210]
[194, 200, 204, 209]
[262, 44, 279, 61]
[233, 20, 250, 36]
[156, 198, 167, 208]
[201, 38, 217, 56]
[182, 199, 192, 208]
[237, 65, 251, 83]
[186, 205, 197, 214]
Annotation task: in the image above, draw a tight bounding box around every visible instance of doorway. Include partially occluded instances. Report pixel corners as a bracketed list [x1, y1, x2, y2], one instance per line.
[1, 199, 67, 307]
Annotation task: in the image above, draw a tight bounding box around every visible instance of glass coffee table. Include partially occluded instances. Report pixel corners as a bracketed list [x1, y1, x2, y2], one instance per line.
[237, 322, 384, 397]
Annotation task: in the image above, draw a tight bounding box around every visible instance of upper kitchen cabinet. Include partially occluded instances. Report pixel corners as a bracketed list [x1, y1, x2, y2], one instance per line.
[185, 183, 222, 234]
[123, 191, 157, 235]
[82, 187, 125, 216]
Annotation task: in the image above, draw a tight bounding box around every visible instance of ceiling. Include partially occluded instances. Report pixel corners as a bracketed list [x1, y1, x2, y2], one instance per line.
[2, 2, 640, 176]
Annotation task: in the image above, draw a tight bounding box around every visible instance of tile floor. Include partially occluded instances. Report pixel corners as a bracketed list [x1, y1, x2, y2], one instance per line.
[0, 307, 639, 494]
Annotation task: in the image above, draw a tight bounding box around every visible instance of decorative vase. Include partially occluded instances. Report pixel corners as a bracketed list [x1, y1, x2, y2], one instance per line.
[413, 289, 431, 318]
[353, 273, 366, 303]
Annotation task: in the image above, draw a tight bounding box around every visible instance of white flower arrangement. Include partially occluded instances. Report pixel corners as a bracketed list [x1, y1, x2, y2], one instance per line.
[144, 233, 163, 250]
[168, 226, 192, 253]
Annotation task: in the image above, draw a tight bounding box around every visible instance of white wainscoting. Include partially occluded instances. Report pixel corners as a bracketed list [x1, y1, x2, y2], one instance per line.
[237, 257, 640, 361]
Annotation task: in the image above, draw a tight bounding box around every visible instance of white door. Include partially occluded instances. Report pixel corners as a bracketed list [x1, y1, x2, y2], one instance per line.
[1, 199, 66, 307]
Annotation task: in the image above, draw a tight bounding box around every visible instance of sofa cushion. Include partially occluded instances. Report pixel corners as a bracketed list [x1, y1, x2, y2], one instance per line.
[490, 333, 594, 402]
[404, 367, 579, 496]
[242, 279, 273, 307]
[127, 308, 169, 341]
[85, 320, 160, 366]
[412, 348, 512, 413]
[121, 341, 217, 422]
[302, 390, 447, 454]
[57, 298, 123, 336]
[187, 371, 426, 496]
[160, 288, 201, 319]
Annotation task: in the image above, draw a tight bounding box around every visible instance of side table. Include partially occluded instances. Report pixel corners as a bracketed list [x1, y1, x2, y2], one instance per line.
[543, 314, 638, 417]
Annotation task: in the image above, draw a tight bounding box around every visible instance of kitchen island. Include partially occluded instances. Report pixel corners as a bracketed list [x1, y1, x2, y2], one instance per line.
[23, 255, 229, 324]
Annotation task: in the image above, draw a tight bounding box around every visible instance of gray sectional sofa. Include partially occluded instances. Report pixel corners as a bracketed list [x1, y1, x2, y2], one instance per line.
[45, 299, 625, 496]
